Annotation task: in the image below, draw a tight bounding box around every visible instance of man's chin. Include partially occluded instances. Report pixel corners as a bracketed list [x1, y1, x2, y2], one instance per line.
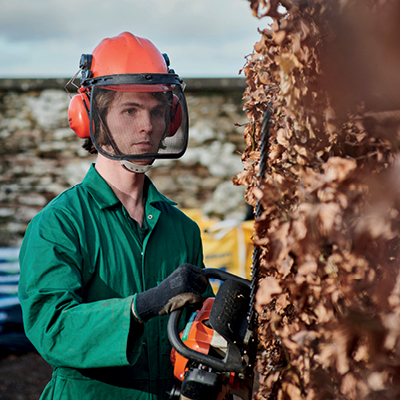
[131, 158, 155, 166]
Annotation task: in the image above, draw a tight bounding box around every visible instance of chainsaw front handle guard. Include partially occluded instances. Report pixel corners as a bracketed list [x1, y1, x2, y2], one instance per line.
[167, 268, 250, 373]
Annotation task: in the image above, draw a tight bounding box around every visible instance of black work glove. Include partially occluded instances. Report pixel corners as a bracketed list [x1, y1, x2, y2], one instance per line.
[134, 263, 208, 323]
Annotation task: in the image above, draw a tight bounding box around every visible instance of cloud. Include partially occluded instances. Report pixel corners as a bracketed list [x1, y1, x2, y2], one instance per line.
[0, 0, 268, 78]
[0, 1, 72, 42]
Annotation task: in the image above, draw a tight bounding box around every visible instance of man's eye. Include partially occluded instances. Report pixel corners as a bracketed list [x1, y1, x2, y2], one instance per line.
[152, 108, 165, 117]
[125, 108, 136, 115]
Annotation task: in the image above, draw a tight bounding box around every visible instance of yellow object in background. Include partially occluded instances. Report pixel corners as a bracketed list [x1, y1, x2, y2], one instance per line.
[181, 209, 254, 291]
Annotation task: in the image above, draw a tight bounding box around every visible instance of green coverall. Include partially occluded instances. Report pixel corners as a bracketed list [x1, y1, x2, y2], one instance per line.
[19, 165, 213, 399]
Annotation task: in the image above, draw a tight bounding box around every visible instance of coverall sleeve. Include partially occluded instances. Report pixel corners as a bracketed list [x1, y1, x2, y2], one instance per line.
[18, 208, 144, 369]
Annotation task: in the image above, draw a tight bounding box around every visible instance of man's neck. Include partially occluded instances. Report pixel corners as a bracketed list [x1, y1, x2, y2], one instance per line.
[95, 156, 147, 225]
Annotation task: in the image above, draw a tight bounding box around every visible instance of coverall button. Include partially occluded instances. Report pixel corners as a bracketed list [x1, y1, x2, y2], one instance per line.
[148, 215, 153, 220]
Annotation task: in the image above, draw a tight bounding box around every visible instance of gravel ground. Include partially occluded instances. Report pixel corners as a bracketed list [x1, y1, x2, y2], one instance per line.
[0, 353, 52, 400]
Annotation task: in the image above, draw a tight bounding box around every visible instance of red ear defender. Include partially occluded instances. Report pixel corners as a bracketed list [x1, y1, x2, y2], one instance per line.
[68, 92, 91, 139]
[166, 94, 183, 137]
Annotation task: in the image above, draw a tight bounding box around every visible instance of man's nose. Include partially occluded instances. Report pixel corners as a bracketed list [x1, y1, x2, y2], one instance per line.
[137, 112, 153, 133]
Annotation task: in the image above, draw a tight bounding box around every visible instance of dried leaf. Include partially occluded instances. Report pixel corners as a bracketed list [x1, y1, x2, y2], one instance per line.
[255, 277, 283, 314]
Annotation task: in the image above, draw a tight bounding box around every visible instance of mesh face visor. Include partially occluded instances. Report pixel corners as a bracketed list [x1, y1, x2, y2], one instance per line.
[87, 77, 188, 162]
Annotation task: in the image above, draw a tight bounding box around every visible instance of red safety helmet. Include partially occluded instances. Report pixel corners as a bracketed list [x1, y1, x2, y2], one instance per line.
[67, 32, 188, 168]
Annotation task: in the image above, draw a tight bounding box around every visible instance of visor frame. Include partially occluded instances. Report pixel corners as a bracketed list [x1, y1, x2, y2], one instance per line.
[81, 72, 183, 89]
[87, 79, 189, 162]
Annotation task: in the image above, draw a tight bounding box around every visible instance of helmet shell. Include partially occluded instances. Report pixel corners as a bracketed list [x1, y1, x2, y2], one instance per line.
[90, 32, 168, 78]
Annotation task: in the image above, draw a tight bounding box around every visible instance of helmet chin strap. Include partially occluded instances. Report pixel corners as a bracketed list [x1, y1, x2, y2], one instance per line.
[120, 160, 153, 174]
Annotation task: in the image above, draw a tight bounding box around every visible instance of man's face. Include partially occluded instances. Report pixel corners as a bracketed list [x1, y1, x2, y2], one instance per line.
[104, 91, 168, 161]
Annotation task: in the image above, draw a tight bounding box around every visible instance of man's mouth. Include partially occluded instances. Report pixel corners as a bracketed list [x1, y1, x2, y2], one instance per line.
[133, 140, 153, 149]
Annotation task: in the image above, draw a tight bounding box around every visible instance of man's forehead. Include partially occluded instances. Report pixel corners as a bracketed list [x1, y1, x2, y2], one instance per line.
[115, 91, 165, 105]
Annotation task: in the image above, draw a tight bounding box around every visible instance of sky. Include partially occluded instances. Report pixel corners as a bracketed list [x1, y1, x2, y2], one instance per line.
[0, 0, 271, 79]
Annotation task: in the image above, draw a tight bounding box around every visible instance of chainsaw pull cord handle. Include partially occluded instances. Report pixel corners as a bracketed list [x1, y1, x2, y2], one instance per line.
[167, 268, 251, 373]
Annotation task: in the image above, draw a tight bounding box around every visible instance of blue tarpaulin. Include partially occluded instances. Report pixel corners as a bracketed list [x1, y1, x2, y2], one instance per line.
[0, 248, 35, 358]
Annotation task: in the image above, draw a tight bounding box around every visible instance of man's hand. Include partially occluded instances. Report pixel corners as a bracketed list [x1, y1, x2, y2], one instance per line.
[133, 263, 208, 323]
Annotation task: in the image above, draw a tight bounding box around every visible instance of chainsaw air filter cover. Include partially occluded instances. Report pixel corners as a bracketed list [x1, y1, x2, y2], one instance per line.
[209, 279, 251, 344]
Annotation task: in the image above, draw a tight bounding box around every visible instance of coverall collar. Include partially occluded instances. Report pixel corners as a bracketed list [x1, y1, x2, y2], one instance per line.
[82, 164, 177, 210]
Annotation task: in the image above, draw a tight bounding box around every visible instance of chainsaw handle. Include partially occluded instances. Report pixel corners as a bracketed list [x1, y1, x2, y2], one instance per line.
[168, 307, 246, 372]
[168, 268, 250, 372]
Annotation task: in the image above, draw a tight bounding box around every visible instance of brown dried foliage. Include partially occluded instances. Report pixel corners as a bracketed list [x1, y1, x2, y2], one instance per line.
[234, 0, 400, 399]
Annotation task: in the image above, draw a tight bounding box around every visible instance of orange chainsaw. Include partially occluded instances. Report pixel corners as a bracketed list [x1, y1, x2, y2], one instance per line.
[168, 103, 273, 400]
[168, 268, 255, 400]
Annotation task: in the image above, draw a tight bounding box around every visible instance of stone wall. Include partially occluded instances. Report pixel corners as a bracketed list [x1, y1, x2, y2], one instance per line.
[0, 78, 249, 247]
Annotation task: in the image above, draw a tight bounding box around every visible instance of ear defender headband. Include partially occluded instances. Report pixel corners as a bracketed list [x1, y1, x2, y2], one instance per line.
[67, 54, 93, 139]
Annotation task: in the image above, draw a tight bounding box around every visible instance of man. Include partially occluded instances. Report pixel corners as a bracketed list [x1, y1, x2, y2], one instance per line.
[18, 32, 214, 399]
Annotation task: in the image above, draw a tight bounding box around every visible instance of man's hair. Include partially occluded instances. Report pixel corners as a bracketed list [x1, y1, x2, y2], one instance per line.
[82, 137, 97, 154]
[82, 89, 117, 154]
